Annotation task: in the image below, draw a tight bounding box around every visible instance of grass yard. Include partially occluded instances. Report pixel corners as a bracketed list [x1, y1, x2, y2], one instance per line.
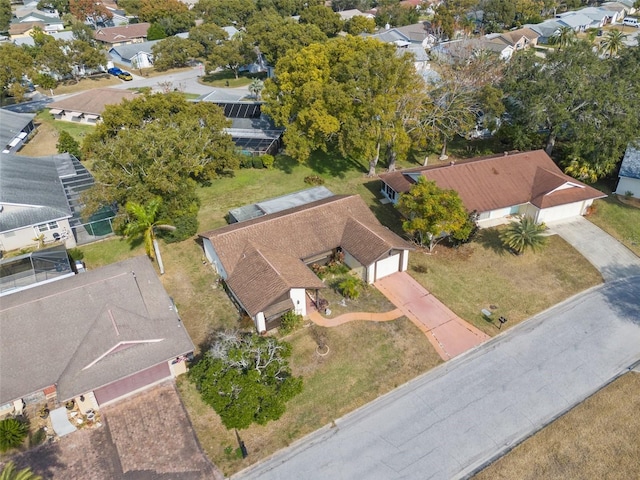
[408, 230, 603, 336]
[474, 372, 640, 480]
[177, 317, 440, 477]
[587, 185, 640, 257]
[18, 110, 94, 157]
[199, 70, 266, 88]
[36, 74, 121, 96]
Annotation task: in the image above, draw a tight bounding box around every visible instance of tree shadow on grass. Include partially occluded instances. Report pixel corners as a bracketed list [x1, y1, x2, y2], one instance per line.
[475, 227, 508, 256]
[362, 180, 405, 236]
[306, 149, 366, 179]
[273, 154, 299, 174]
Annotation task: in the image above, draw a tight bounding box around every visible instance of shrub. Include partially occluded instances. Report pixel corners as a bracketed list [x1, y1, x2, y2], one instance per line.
[29, 427, 46, 447]
[67, 247, 84, 261]
[239, 156, 253, 168]
[624, 191, 634, 199]
[56, 130, 82, 160]
[0, 417, 29, 452]
[261, 154, 274, 169]
[252, 157, 264, 169]
[500, 216, 547, 254]
[304, 175, 325, 185]
[279, 310, 303, 335]
[338, 276, 362, 300]
[34, 72, 57, 89]
[162, 213, 198, 243]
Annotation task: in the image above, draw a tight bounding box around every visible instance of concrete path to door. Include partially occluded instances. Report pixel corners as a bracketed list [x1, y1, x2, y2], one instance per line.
[375, 272, 490, 360]
[234, 275, 640, 480]
[548, 216, 640, 281]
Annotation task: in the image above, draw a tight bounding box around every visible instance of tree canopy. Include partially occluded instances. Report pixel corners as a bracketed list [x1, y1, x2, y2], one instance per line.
[207, 33, 256, 79]
[152, 37, 204, 71]
[194, 0, 256, 27]
[139, 0, 194, 34]
[83, 93, 237, 240]
[189, 331, 303, 430]
[299, 5, 344, 37]
[69, 0, 112, 27]
[263, 35, 423, 175]
[499, 42, 640, 182]
[396, 177, 472, 252]
[0, 0, 11, 35]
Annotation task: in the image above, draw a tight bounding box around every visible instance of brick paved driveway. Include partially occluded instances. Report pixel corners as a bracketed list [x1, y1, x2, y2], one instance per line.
[11, 382, 222, 480]
[376, 272, 489, 360]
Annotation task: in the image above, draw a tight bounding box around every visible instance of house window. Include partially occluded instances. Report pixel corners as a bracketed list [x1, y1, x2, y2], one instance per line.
[35, 221, 58, 232]
[383, 184, 397, 201]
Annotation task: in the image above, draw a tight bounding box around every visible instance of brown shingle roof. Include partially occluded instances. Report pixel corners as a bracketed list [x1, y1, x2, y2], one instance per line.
[379, 150, 605, 213]
[93, 22, 150, 44]
[48, 88, 138, 116]
[200, 195, 412, 316]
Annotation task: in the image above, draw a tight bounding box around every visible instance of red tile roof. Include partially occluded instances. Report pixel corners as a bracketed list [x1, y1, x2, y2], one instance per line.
[93, 23, 150, 44]
[200, 195, 412, 316]
[379, 150, 605, 213]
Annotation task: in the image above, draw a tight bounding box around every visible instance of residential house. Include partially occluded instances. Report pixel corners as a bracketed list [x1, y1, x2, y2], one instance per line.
[431, 36, 514, 63]
[497, 27, 540, 51]
[8, 21, 45, 38]
[199, 194, 413, 332]
[526, 20, 562, 43]
[109, 40, 159, 68]
[93, 22, 150, 46]
[0, 256, 195, 418]
[615, 144, 640, 198]
[556, 12, 595, 32]
[600, 2, 631, 19]
[0, 109, 35, 154]
[12, 29, 74, 46]
[606, 0, 637, 15]
[0, 153, 99, 252]
[379, 150, 606, 226]
[336, 9, 375, 21]
[580, 7, 616, 27]
[48, 88, 138, 124]
[11, 10, 64, 33]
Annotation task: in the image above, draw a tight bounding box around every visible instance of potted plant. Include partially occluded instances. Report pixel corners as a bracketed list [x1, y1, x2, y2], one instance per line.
[65, 400, 75, 410]
[38, 405, 50, 419]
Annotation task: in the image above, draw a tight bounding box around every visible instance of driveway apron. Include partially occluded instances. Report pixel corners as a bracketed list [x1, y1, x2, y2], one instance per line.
[548, 216, 640, 281]
[375, 272, 489, 360]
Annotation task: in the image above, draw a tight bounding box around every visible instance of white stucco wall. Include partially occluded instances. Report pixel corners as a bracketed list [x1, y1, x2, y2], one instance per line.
[366, 264, 375, 284]
[401, 249, 409, 271]
[1, 218, 74, 252]
[615, 177, 640, 198]
[289, 288, 306, 316]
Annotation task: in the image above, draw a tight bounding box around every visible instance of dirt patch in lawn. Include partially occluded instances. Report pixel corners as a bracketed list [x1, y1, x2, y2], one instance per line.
[474, 372, 640, 480]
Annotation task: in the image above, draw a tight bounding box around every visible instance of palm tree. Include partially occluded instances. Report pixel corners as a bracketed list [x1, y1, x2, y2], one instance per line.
[500, 216, 547, 254]
[0, 462, 41, 480]
[123, 198, 175, 275]
[0, 418, 28, 453]
[248, 78, 264, 100]
[550, 26, 576, 50]
[599, 30, 627, 57]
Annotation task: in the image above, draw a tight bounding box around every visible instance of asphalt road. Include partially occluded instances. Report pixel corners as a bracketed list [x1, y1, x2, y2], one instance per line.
[235, 276, 640, 480]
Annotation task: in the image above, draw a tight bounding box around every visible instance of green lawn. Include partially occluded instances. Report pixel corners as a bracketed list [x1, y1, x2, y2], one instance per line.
[587, 184, 640, 257]
[199, 70, 266, 88]
[35, 110, 95, 142]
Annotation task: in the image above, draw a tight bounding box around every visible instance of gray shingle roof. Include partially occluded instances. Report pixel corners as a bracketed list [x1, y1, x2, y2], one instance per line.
[0, 256, 195, 404]
[0, 110, 34, 151]
[619, 144, 640, 180]
[0, 153, 72, 232]
[109, 40, 159, 61]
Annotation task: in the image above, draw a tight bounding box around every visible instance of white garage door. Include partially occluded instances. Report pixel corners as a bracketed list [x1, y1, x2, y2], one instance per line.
[537, 202, 584, 223]
[375, 254, 400, 281]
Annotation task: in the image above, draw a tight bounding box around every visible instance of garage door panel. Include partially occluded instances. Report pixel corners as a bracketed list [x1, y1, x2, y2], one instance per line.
[376, 254, 400, 281]
[538, 202, 583, 223]
[94, 362, 170, 406]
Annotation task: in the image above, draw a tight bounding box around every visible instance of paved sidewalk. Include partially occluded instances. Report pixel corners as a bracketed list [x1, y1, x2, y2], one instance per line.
[235, 275, 640, 480]
[376, 272, 490, 360]
[548, 217, 640, 281]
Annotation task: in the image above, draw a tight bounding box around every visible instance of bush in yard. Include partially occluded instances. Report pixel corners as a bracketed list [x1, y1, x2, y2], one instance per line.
[0, 462, 41, 480]
[500, 216, 547, 254]
[338, 275, 362, 300]
[304, 175, 325, 185]
[189, 331, 303, 430]
[279, 310, 303, 335]
[56, 130, 82, 160]
[0, 418, 28, 452]
[67, 247, 84, 261]
[261, 154, 275, 169]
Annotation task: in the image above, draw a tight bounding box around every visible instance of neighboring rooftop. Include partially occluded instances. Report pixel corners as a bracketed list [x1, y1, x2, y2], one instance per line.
[379, 150, 606, 212]
[0, 110, 34, 152]
[619, 144, 640, 180]
[228, 186, 334, 223]
[0, 256, 194, 404]
[94, 22, 150, 44]
[48, 88, 138, 116]
[109, 39, 160, 61]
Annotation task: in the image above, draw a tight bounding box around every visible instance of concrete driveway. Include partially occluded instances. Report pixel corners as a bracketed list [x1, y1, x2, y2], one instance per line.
[375, 272, 489, 360]
[234, 275, 640, 480]
[548, 216, 640, 281]
[11, 382, 222, 479]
